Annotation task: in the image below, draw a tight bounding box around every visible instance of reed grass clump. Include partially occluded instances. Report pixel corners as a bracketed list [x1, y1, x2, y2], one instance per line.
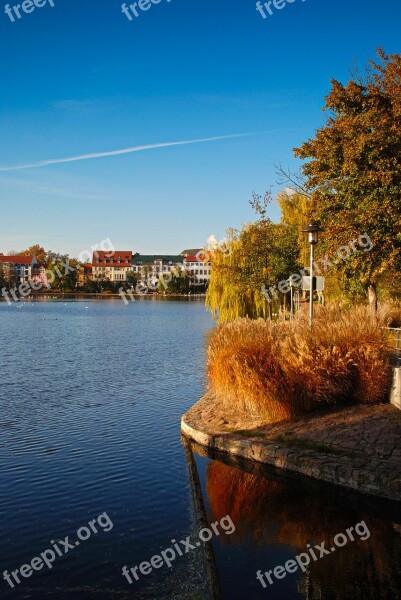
[378, 300, 401, 328]
[207, 305, 392, 423]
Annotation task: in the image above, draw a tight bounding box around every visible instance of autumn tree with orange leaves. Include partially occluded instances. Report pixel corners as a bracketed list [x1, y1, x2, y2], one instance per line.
[295, 49, 401, 312]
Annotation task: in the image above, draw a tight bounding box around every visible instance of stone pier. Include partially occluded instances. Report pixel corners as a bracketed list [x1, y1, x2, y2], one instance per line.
[181, 393, 401, 502]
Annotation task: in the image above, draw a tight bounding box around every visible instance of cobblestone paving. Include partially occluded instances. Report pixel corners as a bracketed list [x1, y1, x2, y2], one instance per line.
[182, 394, 401, 501]
[258, 404, 401, 462]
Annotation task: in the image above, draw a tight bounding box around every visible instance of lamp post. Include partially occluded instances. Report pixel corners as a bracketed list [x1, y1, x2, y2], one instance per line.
[302, 222, 322, 329]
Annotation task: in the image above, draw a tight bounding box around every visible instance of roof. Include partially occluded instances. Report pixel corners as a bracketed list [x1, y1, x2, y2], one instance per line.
[0, 255, 35, 264]
[132, 254, 183, 265]
[92, 251, 132, 267]
[183, 255, 210, 263]
[93, 251, 132, 260]
[180, 249, 203, 256]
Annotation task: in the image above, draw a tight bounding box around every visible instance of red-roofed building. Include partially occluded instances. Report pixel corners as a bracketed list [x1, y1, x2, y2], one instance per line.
[92, 251, 133, 282]
[77, 263, 93, 287]
[182, 251, 211, 285]
[0, 254, 37, 286]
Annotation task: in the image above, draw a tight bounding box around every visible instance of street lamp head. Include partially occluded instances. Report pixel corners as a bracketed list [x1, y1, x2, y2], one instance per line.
[302, 222, 322, 245]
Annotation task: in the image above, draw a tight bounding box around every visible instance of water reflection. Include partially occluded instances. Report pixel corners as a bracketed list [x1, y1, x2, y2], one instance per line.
[183, 438, 223, 600]
[188, 443, 401, 600]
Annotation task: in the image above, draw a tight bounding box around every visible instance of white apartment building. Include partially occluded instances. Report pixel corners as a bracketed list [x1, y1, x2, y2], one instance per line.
[131, 254, 184, 287]
[181, 250, 211, 285]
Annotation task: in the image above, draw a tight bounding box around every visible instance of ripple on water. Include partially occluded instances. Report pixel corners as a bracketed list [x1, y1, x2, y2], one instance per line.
[0, 300, 212, 599]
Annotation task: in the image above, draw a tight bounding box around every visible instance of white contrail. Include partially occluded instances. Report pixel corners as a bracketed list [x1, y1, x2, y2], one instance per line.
[0, 133, 255, 172]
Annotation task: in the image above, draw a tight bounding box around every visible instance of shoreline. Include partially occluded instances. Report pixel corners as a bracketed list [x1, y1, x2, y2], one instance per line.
[181, 392, 401, 502]
[0, 292, 206, 302]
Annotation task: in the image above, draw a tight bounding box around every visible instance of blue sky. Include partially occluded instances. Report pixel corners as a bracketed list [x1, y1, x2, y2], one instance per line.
[0, 0, 400, 257]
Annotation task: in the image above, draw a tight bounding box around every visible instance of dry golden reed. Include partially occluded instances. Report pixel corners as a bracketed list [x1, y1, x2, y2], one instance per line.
[378, 300, 401, 328]
[207, 305, 392, 423]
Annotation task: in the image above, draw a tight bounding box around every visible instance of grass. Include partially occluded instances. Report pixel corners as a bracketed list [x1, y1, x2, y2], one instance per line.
[227, 429, 361, 458]
[207, 304, 393, 424]
[228, 428, 266, 438]
[273, 435, 361, 458]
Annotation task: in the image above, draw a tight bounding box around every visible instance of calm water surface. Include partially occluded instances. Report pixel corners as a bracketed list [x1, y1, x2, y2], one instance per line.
[0, 299, 400, 599]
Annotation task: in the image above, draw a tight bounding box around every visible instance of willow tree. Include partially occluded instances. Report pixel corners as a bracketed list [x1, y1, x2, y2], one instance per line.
[277, 190, 310, 267]
[295, 49, 401, 312]
[206, 198, 300, 322]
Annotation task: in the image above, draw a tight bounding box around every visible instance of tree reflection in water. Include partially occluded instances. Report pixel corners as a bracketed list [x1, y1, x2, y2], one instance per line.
[202, 451, 401, 599]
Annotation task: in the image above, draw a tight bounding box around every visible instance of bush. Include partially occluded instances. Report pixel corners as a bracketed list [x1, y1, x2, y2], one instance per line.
[207, 305, 392, 423]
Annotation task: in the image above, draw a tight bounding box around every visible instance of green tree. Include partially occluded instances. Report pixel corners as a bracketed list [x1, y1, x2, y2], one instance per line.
[158, 269, 190, 294]
[206, 195, 300, 322]
[294, 49, 401, 311]
[82, 279, 101, 293]
[45, 253, 78, 291]
[126, 271, 138, 287]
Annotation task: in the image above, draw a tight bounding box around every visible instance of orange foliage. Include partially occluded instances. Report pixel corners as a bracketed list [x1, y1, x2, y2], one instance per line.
[208, 305, 392, 423]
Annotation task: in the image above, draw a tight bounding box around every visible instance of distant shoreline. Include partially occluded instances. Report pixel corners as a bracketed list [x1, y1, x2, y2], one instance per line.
[0, 292, 206, 302]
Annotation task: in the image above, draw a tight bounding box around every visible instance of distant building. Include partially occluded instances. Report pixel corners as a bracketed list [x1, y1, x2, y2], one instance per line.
[131, 254, 184, 288]
[33, 263, 49, 288]
[131, 250, 211, 288]
[0, 255, 37, 286]
[92, 251, 133, 283]
[0, 255, 49, 289]
[0, 258, 14, 287]
[182, 252, 211, 286]
[180, 249, 203, 258]
[77, 263, 93, 287]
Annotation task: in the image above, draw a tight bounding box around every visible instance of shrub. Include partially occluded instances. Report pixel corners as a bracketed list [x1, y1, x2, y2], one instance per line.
[207, 305, 392, 423]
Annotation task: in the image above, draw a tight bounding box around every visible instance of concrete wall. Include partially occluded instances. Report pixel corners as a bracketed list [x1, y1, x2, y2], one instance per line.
[390, 367, 401, 410]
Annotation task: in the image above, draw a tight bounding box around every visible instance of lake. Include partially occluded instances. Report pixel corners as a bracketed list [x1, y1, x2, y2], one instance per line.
[0, 299, 400, 599]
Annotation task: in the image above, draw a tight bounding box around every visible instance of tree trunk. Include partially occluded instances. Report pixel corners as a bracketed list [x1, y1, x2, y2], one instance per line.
[368, 283, 378, 315]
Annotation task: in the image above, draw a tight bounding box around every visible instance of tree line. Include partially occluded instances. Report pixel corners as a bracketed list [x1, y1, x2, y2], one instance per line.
[206, 49, 401, 321]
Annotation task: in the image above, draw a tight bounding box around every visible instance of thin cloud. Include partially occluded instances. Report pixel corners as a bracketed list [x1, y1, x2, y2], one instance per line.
[0, 176, 112, 201]
[51, 98, 114, 113]
[0, 133, 256, 172]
